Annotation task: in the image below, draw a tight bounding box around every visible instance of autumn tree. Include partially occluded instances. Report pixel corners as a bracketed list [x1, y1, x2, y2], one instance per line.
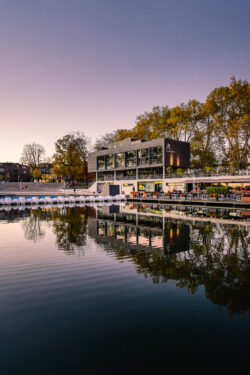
[32, 168, 42, 180]
[70, 131, 90, 182]
[190, 100, 220, 168]
[113, 77, 249, 170]
[20, 143, 45, 172]
[207, 77, 250, 169]
[52, 134, 86, 183]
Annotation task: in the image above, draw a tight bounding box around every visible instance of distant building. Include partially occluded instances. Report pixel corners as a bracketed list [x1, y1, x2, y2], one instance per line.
[39, 163, 54, 182]
[0, 163, 30, 182]
[88, 137, 190, 194]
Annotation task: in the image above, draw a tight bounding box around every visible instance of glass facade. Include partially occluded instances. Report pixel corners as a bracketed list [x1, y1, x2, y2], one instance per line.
[138, 181, 163, 192]
[97, 156, 105, 170]
[97, 171, 114, 181]
[150, 146, 162, 164]
[126, 151, 137, 167]
[96, 145, 165, 182]
[115, 153, 125, 168]
[138, 148, 149, 165]
[138, 167, 163, 179]
[116, 169, 136, 180]
[106, 154, 115, 169]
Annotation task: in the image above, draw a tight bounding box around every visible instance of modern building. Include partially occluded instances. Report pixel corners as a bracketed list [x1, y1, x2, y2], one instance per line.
[88, 137, 190, 194]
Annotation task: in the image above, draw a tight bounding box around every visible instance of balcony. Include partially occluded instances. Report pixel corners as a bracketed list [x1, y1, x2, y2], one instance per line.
[116, 175, 136, 180]
[97, 176, 114, 181]
[138, 174, 163, 180]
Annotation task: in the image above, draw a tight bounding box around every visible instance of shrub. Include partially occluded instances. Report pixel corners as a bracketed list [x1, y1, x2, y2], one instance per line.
[206, 186, 229, 195]
[166, 166, 173, 175]
[204, 166, 213, 173]
[176, 168, 184, 175]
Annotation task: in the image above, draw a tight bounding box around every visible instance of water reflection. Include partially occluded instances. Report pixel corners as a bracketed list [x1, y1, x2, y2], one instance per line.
[89, 205, 250, 315]
[51, 206, 90, 253]
[1, 203, 250, 314]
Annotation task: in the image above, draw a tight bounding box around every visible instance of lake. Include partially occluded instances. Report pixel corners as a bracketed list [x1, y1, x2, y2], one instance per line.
[0, 203, 249, 374]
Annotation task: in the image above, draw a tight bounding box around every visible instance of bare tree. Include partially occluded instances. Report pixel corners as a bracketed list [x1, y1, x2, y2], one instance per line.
[70, 131, 90, 161]
[20, 142, 45, 172]
[94, 131, 117, 150]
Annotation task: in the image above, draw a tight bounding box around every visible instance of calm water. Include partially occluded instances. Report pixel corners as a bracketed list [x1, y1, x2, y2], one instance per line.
[0, 204, 249, 374]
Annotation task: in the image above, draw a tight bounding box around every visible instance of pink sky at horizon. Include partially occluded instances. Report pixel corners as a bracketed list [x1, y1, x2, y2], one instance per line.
[0, 0, 249, 162]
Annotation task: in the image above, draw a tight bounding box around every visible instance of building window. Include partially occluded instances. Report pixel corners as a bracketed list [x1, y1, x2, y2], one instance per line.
[150, 146, 162, 164]
[116, 169, 136, 180]
[138, 148, 149, 165]
[97, 171, 114, 181]
[115, 153, 125, 168]
[138, 181, 163, 192]
[126, 151, 137, 167]
[138, 167, 163, 179]
[97, 156, 106, 170]
[106, 154, 115, 169]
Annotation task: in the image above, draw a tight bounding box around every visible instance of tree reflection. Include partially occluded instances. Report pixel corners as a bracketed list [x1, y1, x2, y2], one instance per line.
[21, 209, 48, 242]
[52, 206, 94, 253]
[94, 220, 250, 315]
[19, 206, 96, 254]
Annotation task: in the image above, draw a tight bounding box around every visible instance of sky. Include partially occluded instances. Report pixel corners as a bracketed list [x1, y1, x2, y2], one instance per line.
[0, 0, 249, 162]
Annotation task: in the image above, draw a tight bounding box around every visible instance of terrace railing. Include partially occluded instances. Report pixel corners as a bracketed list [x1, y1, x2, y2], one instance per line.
[166, 169, 250, 179]
[138, 174, 163, 180]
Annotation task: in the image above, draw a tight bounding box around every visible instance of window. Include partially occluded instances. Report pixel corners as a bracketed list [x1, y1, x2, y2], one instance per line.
[150, 146, 162, 164]
[106, 154, 115, 169]
[116, 169, 136, 180]
[97, 156, 105, 170]
[97, 171, 114, 181]
[138, 148, 149, 165]
[126, 151, 137, 167]
[138, 167, 163, 179]
[115, 153, 125, 168]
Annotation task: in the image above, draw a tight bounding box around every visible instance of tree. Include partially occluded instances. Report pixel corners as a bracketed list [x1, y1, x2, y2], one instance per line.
[20, 143, 45, 172]
[70, 131, 90, 183]
[190, 100, 219, 168]
[70, 131, 89, 161]
[52, 134, 85, 183]
[94, 131, 117, 150]
[32, 168, 41, 180]
[208, 77, 250, 169]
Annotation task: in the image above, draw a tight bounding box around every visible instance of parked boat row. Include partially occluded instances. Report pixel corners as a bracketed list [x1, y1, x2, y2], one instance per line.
[0, 195, 126, 205]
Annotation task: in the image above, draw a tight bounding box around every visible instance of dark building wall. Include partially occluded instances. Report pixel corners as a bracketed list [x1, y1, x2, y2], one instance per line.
[164, 139, 190, 169]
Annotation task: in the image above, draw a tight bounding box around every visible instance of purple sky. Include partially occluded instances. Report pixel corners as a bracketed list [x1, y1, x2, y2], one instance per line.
[0, 0, 249, 162]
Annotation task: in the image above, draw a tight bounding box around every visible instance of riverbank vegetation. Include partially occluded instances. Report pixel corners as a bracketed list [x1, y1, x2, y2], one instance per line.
[98, 77, 250, 170]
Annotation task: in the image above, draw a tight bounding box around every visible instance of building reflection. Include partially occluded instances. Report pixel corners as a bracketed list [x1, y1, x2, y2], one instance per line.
[88, 204, 250, 315]
[88, 204, 190, 255]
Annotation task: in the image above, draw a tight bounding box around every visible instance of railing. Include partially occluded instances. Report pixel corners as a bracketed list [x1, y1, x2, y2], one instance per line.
[130, 192, 246, 202]
[166, 169, 250, 179]
[138, 175, 163, 180]
[116, 175, 136, 180]
[97, 176, 114, 181]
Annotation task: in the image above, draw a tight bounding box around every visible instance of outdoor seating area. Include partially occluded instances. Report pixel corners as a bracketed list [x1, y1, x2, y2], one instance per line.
[130, 189, 250, 203]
